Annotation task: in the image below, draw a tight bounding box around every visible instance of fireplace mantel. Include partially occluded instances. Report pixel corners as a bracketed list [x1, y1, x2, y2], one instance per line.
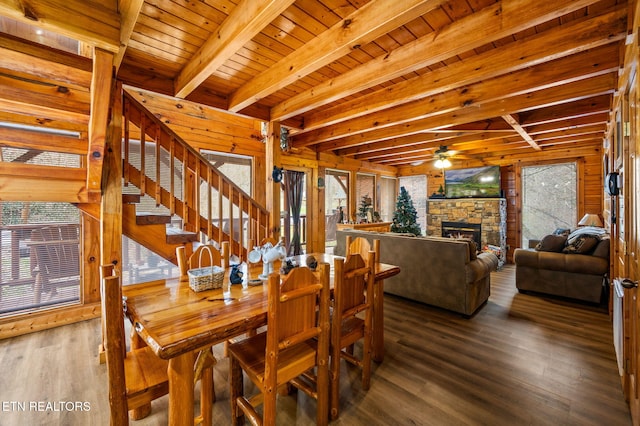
[427, 198, 507, 267]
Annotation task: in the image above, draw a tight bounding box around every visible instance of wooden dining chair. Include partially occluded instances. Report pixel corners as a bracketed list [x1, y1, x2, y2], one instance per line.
[345, 235, 380, 264]
[103, 264, 216, 425]
[228, 264, 331, 426]
[330, 251, 375, 420]
[102, 265, 169, 425]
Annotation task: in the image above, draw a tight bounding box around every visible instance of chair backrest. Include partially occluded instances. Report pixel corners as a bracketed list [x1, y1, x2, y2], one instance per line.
[102, 269, 129, 425]
[264, 264, 330, 394]
[345, 236, 380, 264]
[333, 251, 375, 323]
[176, 241, 230, 277]
[30, 224, 80, 278]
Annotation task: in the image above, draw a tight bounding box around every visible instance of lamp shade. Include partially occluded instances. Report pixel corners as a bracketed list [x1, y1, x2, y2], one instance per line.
[578, 213, 603, 227]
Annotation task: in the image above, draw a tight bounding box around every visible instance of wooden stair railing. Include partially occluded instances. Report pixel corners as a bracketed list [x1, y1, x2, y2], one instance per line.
[121, 92, 269, 259]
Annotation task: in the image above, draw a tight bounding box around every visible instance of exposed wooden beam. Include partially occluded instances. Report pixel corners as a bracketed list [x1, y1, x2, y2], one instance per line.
[0, 163, 88, 202]
[0, 127, 87, 154]
[311, 73, 615, 152]
[174, 0, 295, 99]
[0, 33, 93, 88]
[502, 114, 541, 151]
[228, 0, 447, 113]
[0, 73, 90, 124]
[289, 5, 626, 130]
[352, 133, 510, 161]
[114, 0, 144, 71]
[87, 48, 114, 194]
[0, 0, 120, 52]
[270, 0, 604, 121]
[0, 110, 87, 132]
[300, 47, 618, 148]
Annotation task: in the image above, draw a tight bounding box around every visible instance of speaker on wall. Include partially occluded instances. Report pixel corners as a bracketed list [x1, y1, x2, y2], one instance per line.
[605, 172, 620, 196]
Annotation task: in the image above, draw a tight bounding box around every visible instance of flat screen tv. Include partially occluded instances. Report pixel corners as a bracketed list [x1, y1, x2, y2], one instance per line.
[445, 166, 501, 198]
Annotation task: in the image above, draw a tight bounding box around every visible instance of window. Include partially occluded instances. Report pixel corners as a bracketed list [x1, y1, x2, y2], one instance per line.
[379, 177, 397, 222]
[356, 173, 375, 221]
[521, 163, 577, 247]
[398, 175, 427, 234]
[0, 202, 81, 316]
[325, 170, 349, 243]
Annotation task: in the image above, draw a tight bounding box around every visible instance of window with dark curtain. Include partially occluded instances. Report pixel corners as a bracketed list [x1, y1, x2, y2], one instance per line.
[285, 170, 305, 256]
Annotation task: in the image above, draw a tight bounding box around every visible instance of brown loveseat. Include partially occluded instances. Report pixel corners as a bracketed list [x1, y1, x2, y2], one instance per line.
[513, 229, 610, 303]
[335, 229, 499, 316]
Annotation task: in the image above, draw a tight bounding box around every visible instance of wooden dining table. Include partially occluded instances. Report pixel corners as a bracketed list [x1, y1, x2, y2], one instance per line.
[122, 253, 400, 425]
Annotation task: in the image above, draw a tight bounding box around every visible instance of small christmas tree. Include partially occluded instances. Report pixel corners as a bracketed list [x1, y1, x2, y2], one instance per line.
[391, 186, 421, 235]
[358, 194, 372, 222]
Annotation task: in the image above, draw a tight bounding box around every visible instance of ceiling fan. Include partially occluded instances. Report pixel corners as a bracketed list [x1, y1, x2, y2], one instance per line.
[434, 145, 455, 168]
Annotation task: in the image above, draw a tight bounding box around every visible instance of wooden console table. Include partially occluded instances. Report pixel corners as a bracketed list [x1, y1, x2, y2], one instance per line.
[336, 221, 392, 232]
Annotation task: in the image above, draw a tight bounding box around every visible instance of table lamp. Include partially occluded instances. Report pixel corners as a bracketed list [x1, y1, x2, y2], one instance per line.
[578, 213, 603, 227]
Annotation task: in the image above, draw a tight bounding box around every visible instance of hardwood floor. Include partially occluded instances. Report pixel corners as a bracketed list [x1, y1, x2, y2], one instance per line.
[0, 265, 631, 425]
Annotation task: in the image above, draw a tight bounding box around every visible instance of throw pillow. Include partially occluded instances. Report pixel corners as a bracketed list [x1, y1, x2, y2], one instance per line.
[535, 234, 567, 252]
[563, 235, 599, 254]
[553, 228, 571, 236]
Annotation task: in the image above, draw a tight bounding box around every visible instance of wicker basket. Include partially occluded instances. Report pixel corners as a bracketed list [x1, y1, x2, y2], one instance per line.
[188, 246, 224, 292]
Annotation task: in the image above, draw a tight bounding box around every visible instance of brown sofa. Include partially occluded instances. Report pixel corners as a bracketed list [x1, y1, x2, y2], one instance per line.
[513, 233, 610, 303]
[335, 229, 499, 316]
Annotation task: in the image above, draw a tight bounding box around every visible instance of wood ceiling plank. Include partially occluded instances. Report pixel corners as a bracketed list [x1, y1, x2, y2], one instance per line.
[525, 113, 609, 134]
[311, 73, 615, 151]
[0, 0, 119, 52]
[174, 0, 296, 99]
[271, 0, 605, 121]
[292, 5, 626, 130]
[297, 44, 618, 147]
[519, 95, 612, 126]
[227, 0, 447, 112]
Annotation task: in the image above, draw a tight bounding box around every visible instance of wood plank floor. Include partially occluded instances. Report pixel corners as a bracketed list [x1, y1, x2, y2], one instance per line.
[0, 265, 632, 425]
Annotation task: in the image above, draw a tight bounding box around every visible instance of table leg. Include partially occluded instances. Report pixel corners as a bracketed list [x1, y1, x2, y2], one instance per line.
[372, 279, 385, 362]
[168, 351, 195, 426]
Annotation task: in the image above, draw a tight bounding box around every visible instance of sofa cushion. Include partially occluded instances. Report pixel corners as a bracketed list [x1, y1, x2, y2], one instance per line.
[563, 234, 598, 254]
[592, 238, 610, 258]
[535, 234, 567, 252]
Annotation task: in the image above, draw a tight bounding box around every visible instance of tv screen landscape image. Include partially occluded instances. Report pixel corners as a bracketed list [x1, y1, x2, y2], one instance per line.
[445, 166, 501, 198]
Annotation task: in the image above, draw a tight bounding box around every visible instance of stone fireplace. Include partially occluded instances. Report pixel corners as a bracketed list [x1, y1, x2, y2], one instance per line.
[427, 198, 507, 267]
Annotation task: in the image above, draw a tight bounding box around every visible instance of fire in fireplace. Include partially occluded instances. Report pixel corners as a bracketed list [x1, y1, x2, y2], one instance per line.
[441, 221, 482, 248]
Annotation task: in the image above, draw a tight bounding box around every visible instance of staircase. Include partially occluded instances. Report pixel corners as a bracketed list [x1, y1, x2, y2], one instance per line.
[120, 92, 270, 263]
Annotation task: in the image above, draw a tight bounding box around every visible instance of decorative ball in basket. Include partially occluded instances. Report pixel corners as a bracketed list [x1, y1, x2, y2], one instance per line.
[187, 245, 225, 292]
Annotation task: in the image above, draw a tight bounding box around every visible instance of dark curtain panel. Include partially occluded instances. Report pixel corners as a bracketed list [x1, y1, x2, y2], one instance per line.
[286, 170, 304, 256]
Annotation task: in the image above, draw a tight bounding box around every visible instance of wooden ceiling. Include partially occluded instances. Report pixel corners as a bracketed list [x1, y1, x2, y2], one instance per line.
[0, 0, 630, 169]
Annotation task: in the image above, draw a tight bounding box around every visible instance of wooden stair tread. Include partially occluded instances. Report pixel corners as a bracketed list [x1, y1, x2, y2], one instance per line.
[135, 213, 171, 225]
[122, 193, 141, 204]
[166, 227, 198, 244]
